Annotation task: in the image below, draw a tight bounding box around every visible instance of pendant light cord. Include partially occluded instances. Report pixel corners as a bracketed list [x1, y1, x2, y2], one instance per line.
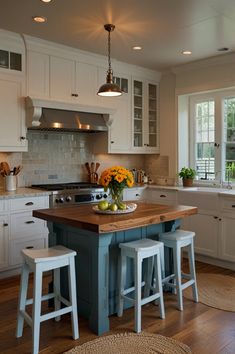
[108, 29, 111, 72]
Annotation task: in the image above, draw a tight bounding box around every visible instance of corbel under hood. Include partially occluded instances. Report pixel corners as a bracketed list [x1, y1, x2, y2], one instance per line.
[25, 96, 115, 132]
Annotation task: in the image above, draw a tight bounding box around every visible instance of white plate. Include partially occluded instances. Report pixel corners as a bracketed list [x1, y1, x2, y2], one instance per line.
[93, 203, 137, 215]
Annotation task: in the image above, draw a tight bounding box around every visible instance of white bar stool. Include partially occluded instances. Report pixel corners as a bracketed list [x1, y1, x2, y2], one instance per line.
[159, 229, 199, 311]
[117, 238, 165, 333]
[16, 245, 79, 354]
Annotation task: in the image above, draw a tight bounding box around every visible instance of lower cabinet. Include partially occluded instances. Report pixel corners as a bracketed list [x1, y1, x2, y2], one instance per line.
[0, 194, 49, 276]
[122, 186, 147, 201]
[144, 188, 178, 205]
[181, 213, 219, 258]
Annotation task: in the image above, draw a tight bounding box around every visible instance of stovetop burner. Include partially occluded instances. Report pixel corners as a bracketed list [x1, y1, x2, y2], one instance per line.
[31, 182, 102, 191]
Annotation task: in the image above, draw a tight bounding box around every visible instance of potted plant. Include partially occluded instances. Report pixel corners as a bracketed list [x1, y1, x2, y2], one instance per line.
[178, 167, 196, 187]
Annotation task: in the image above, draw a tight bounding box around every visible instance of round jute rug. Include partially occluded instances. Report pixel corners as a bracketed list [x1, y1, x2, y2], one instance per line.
[183, 273, 235, 312]
[64, 332, 191, 354]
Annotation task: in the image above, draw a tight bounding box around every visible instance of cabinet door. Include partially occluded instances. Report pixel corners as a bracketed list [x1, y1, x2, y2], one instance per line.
[76, 62, 98, 105]
[50, 56, 77, 101]
[0, 74, 27, 151]
[0, 215, 9, 270]
[27, 51, 49, 98]
[146, 83, 159, 150]
[181, 213, 219, 258]
[219, 216, 235, 262]
[133, 80, 144, 148]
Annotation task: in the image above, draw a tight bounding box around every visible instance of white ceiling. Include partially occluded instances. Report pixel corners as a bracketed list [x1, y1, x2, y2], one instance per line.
[1, 0, 235, 70]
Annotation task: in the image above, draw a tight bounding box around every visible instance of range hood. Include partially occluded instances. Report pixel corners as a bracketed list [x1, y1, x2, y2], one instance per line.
[25, 96, 115, 132]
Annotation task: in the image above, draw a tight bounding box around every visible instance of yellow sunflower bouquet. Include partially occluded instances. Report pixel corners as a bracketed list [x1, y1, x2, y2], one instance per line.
[99, 166, 134, 211]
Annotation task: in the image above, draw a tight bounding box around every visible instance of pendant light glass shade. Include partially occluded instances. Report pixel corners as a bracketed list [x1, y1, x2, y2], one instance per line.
[97, 24, 122, 97]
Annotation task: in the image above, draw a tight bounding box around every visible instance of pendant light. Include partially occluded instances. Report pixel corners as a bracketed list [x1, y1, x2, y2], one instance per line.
[97, 24, 122, 97]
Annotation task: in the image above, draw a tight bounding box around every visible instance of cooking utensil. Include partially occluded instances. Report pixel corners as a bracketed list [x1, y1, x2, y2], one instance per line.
[95, 162, 100, 172]
[85, 162, 91, 175]
[91, 162, 95, 174]
[14, 165, 22, 175]
[0, 162, 10, 176]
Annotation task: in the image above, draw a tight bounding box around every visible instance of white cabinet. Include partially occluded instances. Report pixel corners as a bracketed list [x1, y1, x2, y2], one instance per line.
[181, 213, 219, 258]
[145, 188, 177, 205]
[178, 190, 219, 258]
[123, 187, 146, 201]
[50, 55, 77, 101]
[132, 79, 159, 153]
[27, 51, 49, 98]
[219, 195, 235, 262]
[0, 73, 27, 151]
[0, 194, 49, 275]
[76, 62, 98, 105]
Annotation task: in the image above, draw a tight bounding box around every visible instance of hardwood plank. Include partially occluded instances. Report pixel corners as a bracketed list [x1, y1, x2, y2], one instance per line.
[0, 260, 235, 354]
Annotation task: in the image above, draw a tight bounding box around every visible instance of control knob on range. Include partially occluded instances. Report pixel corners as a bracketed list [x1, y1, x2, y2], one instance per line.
[96, 194, 103, 200]
[55, 197, 64, 204]
[103, 194, 108, 198]
[66, 196, 72, 202]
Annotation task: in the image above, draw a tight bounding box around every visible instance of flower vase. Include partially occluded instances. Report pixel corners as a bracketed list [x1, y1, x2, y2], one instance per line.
[110, 188, 124, 208]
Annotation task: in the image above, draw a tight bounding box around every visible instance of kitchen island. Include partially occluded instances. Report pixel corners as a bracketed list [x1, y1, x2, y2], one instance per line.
[33, 202, 197, 335]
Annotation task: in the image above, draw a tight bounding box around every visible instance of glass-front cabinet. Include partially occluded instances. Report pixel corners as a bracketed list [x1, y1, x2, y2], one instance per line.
[132, 79, 159, 152]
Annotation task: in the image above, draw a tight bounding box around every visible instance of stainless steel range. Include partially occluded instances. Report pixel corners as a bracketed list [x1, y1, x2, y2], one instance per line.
[31, 182, 108, 208]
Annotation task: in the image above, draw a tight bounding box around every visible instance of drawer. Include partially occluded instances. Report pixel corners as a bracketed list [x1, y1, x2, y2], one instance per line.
[178, 190, 219, 211]
[10, 211, 48, 240]
[146, 189, 177, 204]
[123, 188, 145, 201]
[221, 197, 235, 212]
[9, 196, 49, 211]
[9, 236, 47, 266]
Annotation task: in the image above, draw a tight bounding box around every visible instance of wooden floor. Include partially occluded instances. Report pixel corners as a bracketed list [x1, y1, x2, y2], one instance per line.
[1, 261, 235, 354]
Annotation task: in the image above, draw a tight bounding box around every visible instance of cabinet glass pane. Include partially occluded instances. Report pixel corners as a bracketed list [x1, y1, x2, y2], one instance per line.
[134, 133, 142, 147]
[148, 83, 157, 147]
[133, 80, 143, 147]
[10, 52, 22, 71]
[0, 50, 9, 69]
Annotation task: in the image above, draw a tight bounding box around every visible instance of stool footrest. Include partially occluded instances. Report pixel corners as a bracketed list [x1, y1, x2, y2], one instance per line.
[40, 306, 72, 323]
[26, 292, 56, 306]
[122, 281, 145, 296]
[181, 272, 191, 280]
[181, 279, 195, 290]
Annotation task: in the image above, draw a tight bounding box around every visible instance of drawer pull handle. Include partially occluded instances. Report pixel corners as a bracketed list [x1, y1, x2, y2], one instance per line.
[160, 194, 166, 198]
[26, 246, 34, 249]
[214, 216, 218, 219]
[3, 223, 8, 227]
[25, 220, 35, 224]
[136, 194, 140, 197]
[25, 202, 34, 206]
[232, 205, 235, 208]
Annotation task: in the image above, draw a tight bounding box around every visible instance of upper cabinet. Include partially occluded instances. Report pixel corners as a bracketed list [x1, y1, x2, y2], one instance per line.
[27, 50, 99, 106]
[0, 30, 27, 152]
[132, 79, 159, 153]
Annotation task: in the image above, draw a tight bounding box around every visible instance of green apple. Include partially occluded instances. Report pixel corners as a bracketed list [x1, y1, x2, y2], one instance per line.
[98, 200, 109, 211]
[109, 203, 118, 212]
[118, 202, 127, 210]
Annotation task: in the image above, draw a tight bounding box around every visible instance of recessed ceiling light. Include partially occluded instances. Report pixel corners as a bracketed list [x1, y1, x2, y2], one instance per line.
[181, 50, 192, 55]
[41, 0, 52, 2]
[133, 46, 142, 51]
[32, 16, 47, 23]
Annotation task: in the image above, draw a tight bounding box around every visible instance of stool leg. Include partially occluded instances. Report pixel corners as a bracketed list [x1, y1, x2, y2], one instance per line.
[154, 253, 165, 319]
[188, 241, 199, 303]
[143, 256, 154, 298]
[16, 262, 30, 338]
[134, 253, 142, 333]
[173, 244, 183, 311]
[53, 268, 61, 322]
[68, 256, 79, 340]
[117, 251, 126, 317]
[32, 266, 43, 354]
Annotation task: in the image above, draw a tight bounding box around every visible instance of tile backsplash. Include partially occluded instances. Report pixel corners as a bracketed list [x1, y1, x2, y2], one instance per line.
[0, 131, 170, 189]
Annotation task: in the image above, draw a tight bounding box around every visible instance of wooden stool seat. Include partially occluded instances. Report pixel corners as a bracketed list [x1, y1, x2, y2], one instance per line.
[16, 245, 79, 354]
[117, 238, 165, 333]
[159, 230, 198, 311]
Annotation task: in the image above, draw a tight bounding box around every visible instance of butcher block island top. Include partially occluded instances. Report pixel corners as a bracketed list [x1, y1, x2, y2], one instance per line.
[33, 202, 197, 234]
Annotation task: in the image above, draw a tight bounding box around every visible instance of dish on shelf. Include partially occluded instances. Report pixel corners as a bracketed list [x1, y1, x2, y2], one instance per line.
[92, 203, 137, 215]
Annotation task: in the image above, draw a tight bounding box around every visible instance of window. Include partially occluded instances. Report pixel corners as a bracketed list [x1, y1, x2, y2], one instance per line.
[189, 90, 235, 183]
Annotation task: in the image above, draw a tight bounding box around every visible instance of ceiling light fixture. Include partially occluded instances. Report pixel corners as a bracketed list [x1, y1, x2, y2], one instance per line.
[133, 46, 142, 50]
[41, 0, 52, 2]
[32, 16, 47, 23]
[97, 24, 122, 97]
[181, 50, 192, 55]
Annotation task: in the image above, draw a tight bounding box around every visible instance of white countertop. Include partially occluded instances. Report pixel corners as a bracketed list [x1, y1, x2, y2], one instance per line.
[0, 187, 51, 199]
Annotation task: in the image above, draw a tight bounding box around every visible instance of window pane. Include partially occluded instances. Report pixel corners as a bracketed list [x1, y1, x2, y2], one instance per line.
[195, 100, 215, 179]
[224, 98, 235, 180]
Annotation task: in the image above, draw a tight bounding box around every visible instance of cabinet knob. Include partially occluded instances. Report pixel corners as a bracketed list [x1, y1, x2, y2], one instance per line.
[20, 136, 26, 140]
[25, 202, 34, 206]
[232, 205, 235, 208]
[144, 143, 149, 147]
[3, 223, 8, 227]
[213, 216, 218, 219]
[136, 194, 140, 197]
[111, 141, 114, 144]
[25, 220, 35, 224]
[71, 93, 78, 97]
